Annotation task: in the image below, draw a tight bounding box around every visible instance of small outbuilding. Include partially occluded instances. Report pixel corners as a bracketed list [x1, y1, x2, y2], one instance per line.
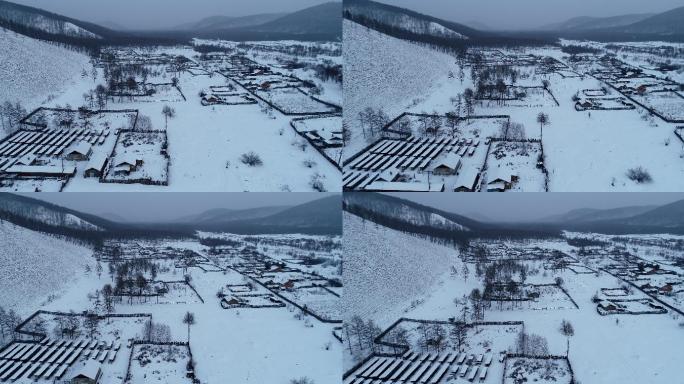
[65, 142, 92, 161]
[432, 153, 462, 176]
[84, 155, 108, 178]
[70, 361, 102, 384]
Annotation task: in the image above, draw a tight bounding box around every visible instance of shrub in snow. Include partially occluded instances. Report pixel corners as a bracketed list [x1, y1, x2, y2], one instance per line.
[303, 159, 316, 168]
[240, 152, 263, 167]
[293, 138, 308, 151]
[290, 378, 314, 384]
[626, 167, 652, 183]
[310, 173, 326, 192]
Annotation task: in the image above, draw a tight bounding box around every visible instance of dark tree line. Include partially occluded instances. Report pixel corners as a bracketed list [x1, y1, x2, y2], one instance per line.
[0, 101, 27, 137]
[344, 200, 562, 250]
[343, 316, 383, 356]
[344, 12, 554, 54]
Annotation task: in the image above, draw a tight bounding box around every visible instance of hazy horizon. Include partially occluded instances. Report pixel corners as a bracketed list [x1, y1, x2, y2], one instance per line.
[8, 0, 338, 30]
[385, 192, 684, 222]
[22, 193, 338, 222]
[373, 0, 682, 30]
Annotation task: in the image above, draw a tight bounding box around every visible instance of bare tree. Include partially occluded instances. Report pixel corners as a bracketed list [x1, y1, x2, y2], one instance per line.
[95, 84, 108, 109]
[463, 89, 475, 119]
[449, 323, 467, 352]
[183, 311, 196, 342]
[446, 112, 460, 137]
[162, 105, 176, 130]
[536, 112, 550, 140]
[559, 320, 574, 356]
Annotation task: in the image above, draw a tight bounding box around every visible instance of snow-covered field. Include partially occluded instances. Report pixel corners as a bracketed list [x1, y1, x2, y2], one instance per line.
[0, 220, 92, 315]
[0, 28, 90, 111]
[0, 37, 342, 192]
[342, 19, 684, 191]
[342, 214, 684, 383]
[343, 20, 456, 157]
[342, 212, 456, 327]
[0, 225, 341, 384]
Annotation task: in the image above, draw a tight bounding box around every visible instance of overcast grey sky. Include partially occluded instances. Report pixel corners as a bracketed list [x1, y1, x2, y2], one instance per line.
[387, 193, 684, 222]
[377, 0, 682, 30]
[11, 0, 336, 30]
[26, 193, 337, 222]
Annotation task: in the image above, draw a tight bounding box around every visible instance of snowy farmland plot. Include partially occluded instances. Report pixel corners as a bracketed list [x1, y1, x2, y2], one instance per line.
[0, 38, 342, 191]
[342, 210, 684, 384]
[0, 219, 342, 384]
[343, 17, 684, 191]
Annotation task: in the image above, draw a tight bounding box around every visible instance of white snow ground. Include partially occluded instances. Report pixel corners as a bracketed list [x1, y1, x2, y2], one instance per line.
[342, 215, 684, 383]
[0, 28, 90, 113]
[0, 219, 92, 315]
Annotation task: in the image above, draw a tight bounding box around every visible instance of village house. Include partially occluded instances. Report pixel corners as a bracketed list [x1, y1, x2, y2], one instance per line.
[65, 142, 92, 161]
[283, 280, 296, 290]
[576, 100, 594, 110]
[70, 361, 102, 384]
[13, 154, 37, 167]
[4, 164, 76, 178]
[221, 296, 245, 308]
[432, 153, 462, 176]
[112, 157, 144, 176]
[659, 283, 674, 295]
[201, 94, 222, 106]
[84, 154, 108, 178]
[597, 300, 620, 313]
[487, 174, 518, 192]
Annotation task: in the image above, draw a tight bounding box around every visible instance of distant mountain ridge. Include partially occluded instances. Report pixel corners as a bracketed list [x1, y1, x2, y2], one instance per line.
[0, 193, 341, 237]
[173, 206, 289, 224]
[174, 13, 287, 31]
[0, 0, 341, 45]
[618, 199, 684, 227]
[533, 6, 684, 40]
[0, 0, 116, 40]
[539, 13, 654, 31]
[345, 1, 684, 44]
[344, 0, 480, 40]
[343, 193, 486, 233]
[345, 193, 684, 238]
[249, 2, 341, 37]
[0, 193, 112, 231]
[540, 205, 658, 223]
[620, 6, 684, 35]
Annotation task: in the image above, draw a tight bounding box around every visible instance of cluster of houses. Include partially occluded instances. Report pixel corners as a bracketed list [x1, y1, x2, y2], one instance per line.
[0, 107, 161, 189]
[486, 174, 519, 192]
[220, 293, 285, 309]
[574, 97, 635, 111]
[344, 135, 485, 192]
[0, 337, 119, 384]
[199, 85, 257, 106]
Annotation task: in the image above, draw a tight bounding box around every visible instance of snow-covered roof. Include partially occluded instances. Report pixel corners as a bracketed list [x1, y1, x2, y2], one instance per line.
[14, 154, 36, 166]
[454, 166, 481, 190]
[364, 181, 444, 192]
[432, 153, 461, 170]
[4, 164, 76, 175]
[115, 155, 142, 167]
[70, 360, 101, 380]
[488, 171, 517, 184]
[375, 169, 396, 182]
[67, 141, 92, 156]
[487, 181, 507, 191]
[86, 153, 107, 171]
